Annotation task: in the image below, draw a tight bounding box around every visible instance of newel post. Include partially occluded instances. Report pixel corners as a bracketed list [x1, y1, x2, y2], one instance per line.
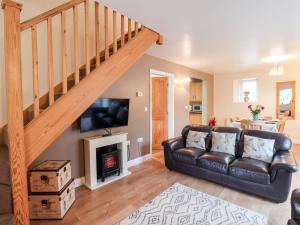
[1, 1, 30, 225]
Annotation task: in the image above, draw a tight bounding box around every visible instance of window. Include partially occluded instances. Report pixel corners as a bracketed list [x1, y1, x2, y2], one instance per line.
[233, 78, 258, 103]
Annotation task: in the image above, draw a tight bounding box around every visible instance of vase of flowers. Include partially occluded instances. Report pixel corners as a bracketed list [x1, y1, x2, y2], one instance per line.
[248, 104, 264, 121]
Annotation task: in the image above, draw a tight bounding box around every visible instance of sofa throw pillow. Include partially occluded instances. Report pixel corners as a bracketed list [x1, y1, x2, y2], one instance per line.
[211, 132, 236, 155]
[186, 130, 208, 150]
[242, 135, 275, 164]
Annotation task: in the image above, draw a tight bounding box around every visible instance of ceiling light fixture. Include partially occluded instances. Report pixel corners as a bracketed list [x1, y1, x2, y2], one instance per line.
[262, 54, 293, 63]
[269, 64, 284, 76]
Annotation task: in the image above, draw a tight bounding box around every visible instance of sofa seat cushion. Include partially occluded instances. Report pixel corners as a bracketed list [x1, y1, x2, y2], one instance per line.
[197, 152, 235, 174]
[172, 148, 205, 165]
[229, 158, 270, 185]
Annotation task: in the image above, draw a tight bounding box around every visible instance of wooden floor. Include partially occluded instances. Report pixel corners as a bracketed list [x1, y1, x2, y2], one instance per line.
[32, 145, 300, 225]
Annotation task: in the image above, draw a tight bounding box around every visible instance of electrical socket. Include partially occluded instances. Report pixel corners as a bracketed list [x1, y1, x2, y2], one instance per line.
[137, 137, 143, 143]
[136, 91, 143, 97]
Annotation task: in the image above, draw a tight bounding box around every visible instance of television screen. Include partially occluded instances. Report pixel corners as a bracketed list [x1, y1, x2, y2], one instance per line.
[80, 98, 129, 132]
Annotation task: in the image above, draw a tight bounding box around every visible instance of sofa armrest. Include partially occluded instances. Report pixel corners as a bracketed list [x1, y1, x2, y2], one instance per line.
[270, 152, 298, 173]
[292, 189, 300, 220]
[162, 136, 185, 153]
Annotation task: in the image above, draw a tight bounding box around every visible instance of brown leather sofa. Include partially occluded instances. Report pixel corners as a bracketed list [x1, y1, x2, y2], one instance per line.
[162, 125, 298, 203]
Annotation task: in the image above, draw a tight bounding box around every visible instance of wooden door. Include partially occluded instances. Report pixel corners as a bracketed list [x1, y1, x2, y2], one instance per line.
[152, 77, 168, 150]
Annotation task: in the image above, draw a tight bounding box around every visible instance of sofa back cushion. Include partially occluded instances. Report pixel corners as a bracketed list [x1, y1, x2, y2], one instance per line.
[242, 135, 275, 163]
[212, 127, 241, 155]
[186, 130, 208, 149]
[181, 125, 213, 150]
[211, 131, 237, 155]
[238, 130, 292, 157]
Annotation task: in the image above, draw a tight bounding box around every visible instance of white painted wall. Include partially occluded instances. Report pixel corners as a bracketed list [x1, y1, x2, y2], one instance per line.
[214, 63, 300, 142]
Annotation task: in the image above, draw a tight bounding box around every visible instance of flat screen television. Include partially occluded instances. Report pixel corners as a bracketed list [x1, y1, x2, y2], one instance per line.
[80, 98, 129, 133]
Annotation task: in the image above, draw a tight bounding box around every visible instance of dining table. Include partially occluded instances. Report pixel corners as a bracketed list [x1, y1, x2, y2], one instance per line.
[231, 120, 278, 132]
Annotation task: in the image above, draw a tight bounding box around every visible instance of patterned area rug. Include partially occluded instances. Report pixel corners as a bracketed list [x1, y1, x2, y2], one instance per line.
[117, 183, 267, 225]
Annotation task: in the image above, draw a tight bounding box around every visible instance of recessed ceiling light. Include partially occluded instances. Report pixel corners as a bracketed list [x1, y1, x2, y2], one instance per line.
[262, 54, 293, 63]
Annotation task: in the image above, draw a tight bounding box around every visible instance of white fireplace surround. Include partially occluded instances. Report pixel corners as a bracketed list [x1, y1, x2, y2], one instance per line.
[83, 132, 131, 190]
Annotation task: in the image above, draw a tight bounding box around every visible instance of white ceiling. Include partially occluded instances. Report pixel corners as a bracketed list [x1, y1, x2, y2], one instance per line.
[99, 0, 300, 75]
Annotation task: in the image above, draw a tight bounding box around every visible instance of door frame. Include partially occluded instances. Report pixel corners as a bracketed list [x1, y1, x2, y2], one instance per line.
[150, 69, 174, 155]
[201, 80, 208, 125]
[190, 77, 208, 125]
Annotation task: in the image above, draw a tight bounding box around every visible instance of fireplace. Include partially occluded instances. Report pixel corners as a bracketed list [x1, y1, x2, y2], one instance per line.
[96, 144, 120, 182]
[84, 133, 131, 190]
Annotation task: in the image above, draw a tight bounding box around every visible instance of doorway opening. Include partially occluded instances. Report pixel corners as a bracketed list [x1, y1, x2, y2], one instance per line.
[189, 78, 207, 126]
[150, 69, 174, 157]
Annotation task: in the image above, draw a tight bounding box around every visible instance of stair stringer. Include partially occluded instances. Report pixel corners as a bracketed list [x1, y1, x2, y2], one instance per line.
[24, 28, 159, 166]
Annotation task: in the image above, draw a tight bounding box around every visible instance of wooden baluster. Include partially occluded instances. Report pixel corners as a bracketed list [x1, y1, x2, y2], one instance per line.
[95, 2, 100, 66]
[61, 11, 67, 94]
[47, 17, 54, 105]
[2, 1, 30, 224]
[104, 6, 109, 59]
[128, 18, 132, 41]
[84, 0, 90, 75]
[31, 25, 39, 117]
[121, 15, 125, 47]
[73, 5, 79, 84]
[113, 11, 117, 53]
[134, 21, 138, 36]
[20, 0, 87, 31]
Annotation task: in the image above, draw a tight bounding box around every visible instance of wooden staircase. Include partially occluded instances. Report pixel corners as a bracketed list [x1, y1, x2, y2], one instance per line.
[1, 0, 163, 224]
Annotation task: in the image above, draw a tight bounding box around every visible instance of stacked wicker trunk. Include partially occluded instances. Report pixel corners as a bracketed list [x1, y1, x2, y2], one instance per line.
[29, 160, 75, 220]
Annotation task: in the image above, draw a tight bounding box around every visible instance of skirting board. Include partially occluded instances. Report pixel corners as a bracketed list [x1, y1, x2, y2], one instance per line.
[74, 154, 152, 188]
[74, 176, 86, 188]
[127, 154, 152, 168]
[293, 139, 300, 145]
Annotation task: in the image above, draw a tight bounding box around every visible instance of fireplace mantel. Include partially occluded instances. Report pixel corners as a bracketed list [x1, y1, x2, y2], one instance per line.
[83, 132, 131, 190]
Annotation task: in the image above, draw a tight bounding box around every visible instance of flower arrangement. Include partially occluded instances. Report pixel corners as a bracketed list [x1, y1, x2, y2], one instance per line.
[248, 104, 265, 120]
[208, 116, 216, 127]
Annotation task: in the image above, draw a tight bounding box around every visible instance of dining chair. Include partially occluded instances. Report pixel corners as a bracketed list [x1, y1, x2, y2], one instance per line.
[277, 117, 287, 133]
[284, 111, 290, 117]
[230, 116, 239, 122]
[263, 116, 273, 121]
[240, 119, 263, 130]
[279, 111, 290, 120]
